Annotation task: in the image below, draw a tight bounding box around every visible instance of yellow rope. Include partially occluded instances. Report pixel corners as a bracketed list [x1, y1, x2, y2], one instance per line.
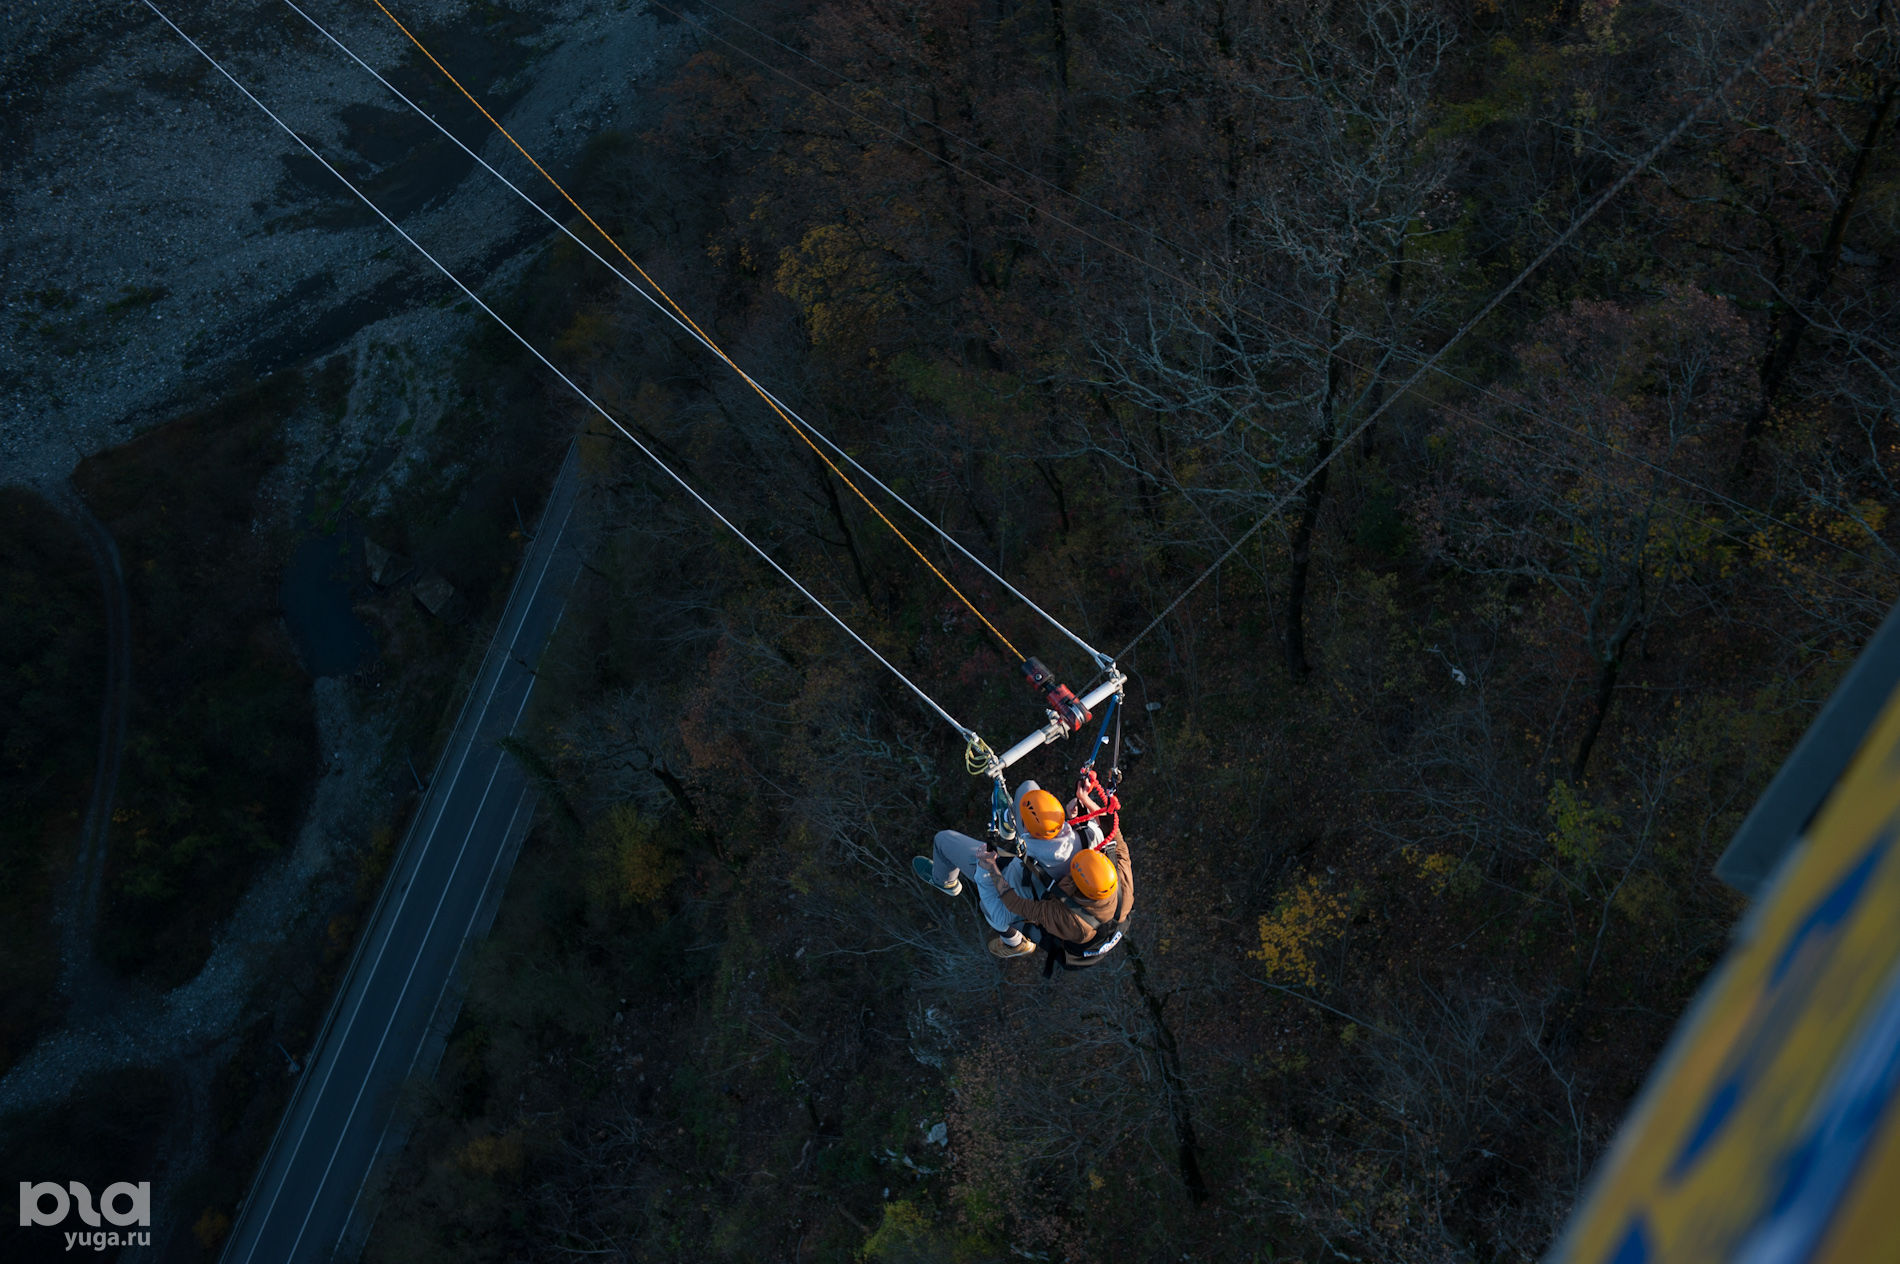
[963, 733, 997, 777]
[370, 0, 1024, 662]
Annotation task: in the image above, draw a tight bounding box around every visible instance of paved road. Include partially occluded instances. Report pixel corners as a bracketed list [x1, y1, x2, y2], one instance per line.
[222, 440, 585, 1264]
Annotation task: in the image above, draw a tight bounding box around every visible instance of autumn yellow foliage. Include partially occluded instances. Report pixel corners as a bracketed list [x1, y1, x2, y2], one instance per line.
[588, 803, 681, 909]
[456, 1131, 525, 1178]
[774, 222, 900, 358]
[1253, 874, 1351, 987]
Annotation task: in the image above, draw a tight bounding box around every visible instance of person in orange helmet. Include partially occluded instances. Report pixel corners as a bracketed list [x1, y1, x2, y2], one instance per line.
[913, 780, 1098, 955]
[980, 812, 1133, 967]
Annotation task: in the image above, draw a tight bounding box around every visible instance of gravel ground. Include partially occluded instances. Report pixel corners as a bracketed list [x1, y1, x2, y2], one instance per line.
[2, 0, 672, 491]
[0, 0, 678, 1115]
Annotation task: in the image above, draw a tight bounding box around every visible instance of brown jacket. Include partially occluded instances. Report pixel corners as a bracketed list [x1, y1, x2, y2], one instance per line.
[998, 836, 1134, 945]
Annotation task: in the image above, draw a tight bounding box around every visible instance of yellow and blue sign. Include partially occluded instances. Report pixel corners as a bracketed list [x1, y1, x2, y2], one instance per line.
[1550, 683, 1900, 1263]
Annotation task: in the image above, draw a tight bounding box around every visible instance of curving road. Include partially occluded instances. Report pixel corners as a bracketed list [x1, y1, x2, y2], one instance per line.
[53, 484, 133, 1021]
[222, 440, 585, 1264]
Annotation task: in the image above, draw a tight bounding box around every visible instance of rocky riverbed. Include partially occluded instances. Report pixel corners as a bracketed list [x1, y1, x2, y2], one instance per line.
[1, 7, 681, 1253]
[2, 0, 672, 491]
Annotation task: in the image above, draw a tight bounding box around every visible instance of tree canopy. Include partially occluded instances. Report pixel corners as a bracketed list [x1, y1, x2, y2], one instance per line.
[368, 2, 1900, 1260]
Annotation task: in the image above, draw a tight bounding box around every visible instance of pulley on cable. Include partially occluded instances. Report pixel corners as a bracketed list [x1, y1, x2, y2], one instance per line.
[933, 653, 1134, 973]
[963, 654, 1126, 850]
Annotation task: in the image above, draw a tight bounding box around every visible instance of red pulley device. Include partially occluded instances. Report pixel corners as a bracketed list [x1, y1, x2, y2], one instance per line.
[1022, 656, 1090, 731]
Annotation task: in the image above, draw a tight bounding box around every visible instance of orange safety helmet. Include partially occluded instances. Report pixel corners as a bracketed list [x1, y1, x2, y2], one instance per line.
[1071, 848, 1117, 900]
[1017, 788, 1066, 840]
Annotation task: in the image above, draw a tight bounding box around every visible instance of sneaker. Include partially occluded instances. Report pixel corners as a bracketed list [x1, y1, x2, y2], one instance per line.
[913, 856, 961, 896]
[988, 934, 1036, 959]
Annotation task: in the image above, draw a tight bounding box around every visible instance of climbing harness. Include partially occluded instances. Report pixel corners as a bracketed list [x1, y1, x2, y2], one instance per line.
[1023, 841, 1130, 978]
[1039, 914, 1127, 977]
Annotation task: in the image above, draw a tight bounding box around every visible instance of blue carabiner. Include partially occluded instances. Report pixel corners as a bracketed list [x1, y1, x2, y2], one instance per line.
[990, 777, 1019, 843]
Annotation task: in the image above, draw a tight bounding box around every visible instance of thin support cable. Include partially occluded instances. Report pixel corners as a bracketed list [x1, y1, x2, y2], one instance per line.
[1117, 0, 1834, 660]
[279, 0, 1110, 671]
[670, 0, 1892, 584]
[355, 0, 1878, 649]
[363, 0, 1042, 665]
[142, 0, 976, 743]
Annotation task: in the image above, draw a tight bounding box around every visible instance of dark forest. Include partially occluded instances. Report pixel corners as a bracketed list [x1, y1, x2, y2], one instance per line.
[5, 1, 1897, 1261]
[358, 1, 1900, 1260]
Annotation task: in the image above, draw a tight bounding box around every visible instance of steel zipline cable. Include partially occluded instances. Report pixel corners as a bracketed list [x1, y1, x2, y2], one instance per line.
[151, 0, 1852, 730]
[313, 0, 1120, 674]
[274, 0, 1112, 672]
[137, 0, 983, 744]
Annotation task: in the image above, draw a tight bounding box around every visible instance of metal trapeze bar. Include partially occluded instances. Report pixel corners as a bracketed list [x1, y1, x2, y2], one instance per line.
[995, 670, 1125, 772]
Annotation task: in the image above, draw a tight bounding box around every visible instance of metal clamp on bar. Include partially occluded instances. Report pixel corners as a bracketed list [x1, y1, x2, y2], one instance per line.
[997, 668, 1125, 771]
[1022, 656, 1090, 732]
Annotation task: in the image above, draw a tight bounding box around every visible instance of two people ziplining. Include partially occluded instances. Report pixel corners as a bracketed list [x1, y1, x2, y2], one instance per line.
[914, 777, 1134, 969]
[168, 0, 1795, 986]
